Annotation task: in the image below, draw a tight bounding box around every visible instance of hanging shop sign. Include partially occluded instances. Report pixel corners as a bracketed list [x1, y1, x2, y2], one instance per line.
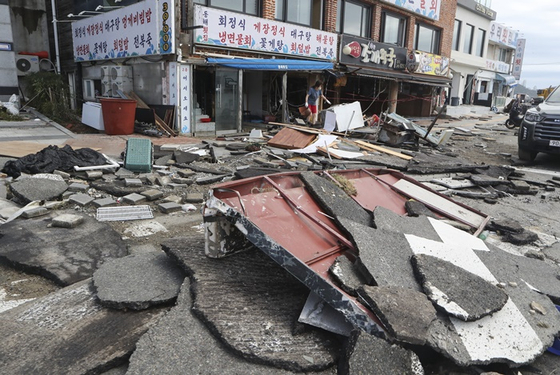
[512, 38, 526, 81]
[71, 0, 174, 61]
[413, 51, 450, 77]
[179, 64, 192, 134]
[485, 59, 510, 74]
[381, 0, 441, 21]
[339, 35, 406, 70]
[489, 22, 519, 49]
[193, 5, 337, 61]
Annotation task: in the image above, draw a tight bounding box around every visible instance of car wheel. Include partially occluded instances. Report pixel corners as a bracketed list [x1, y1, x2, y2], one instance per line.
[518, 148, 537, 161]
[505, 119, 516, 129]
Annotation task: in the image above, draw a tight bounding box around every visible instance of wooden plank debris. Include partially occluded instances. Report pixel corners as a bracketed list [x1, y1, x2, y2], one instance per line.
[125, 91, 177, 137]
[267, 127, 317, 149]
[352, 140, 413, 160]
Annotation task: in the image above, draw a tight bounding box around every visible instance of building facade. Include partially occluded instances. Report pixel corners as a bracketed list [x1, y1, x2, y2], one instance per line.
[10, 0, 458, 135]
[450, 0, 518, 109]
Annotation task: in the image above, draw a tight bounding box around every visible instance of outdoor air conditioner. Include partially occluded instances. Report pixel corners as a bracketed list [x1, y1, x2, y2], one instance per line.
[110, 65, 132, 79]
[101, 81, 114, 97]
[111, 76, 133, 97]
[16, 55, 40, 76]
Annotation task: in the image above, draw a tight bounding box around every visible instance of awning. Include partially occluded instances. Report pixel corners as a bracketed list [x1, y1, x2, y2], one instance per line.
[206, 58, 334, 71]
[346, 64, 451, 87]
[496, 73, 517, 86]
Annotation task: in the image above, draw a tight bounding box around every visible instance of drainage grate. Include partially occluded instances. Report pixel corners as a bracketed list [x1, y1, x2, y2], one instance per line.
[96, 205, 154, 221]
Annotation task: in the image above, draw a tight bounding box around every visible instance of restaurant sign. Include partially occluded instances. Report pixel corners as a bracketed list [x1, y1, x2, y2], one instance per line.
[193, 5, 337, 61]
[72, 0, 174, 62]
[339, 35, 406, 70]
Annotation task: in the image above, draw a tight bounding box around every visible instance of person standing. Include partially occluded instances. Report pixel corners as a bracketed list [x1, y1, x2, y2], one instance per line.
[305, 80, 330, 125]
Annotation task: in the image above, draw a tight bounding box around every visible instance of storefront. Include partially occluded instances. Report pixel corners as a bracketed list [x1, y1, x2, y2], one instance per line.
[188, 4, 338, 135]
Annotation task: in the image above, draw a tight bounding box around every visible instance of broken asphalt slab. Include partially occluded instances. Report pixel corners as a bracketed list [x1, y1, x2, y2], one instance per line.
[406, 153, 486, 174]
[161, 236, 339, 372]
[93, 252, 185, 310]
[340, 330, 424, 375]
[411, 254, 508, 321]
[0, 210, 128, 286]
[0, 279, 166, 375]
[8, 175, 68, 204]
[126, 278, 332, 375]
[358, 285, 437, 346]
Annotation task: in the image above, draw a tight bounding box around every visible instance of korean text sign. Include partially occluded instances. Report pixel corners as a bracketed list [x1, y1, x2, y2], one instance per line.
[193, 5, 337, 61]
[72, 0, 174, 61]
[382, 0, 441, 21]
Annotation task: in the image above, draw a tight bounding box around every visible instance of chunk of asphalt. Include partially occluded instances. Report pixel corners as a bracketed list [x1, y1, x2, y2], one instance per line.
[404, 200, 438, 218]
[93, 252, 185, 310]
[299, 171, 372, 228]
[127, 279, 318, 375]
[337, 217, 421, 291]
[328, 255, 368, 297]
[470, 174, 505, 187]
[9, 177, 68, 204]
[488, 219, 525, 234]
[406, 153, 483, 174]
[502, 230, 539, 245]
[234, 167, 284, 179]
[411, 254, 508, 321]
[161, 236, 339, 372]
[476, 243, 560, 302]
[0, 279, 166, 374]
[0, 210, 128, 286]
[426, 281, 560, 367]
[543, 242, 560, 264]
[173, 150, 200, 164]
[339, 330, 424, 375]
[358, 285, 437, 346]
[372, 206, 441, 241]
[90, 180, 145, 197]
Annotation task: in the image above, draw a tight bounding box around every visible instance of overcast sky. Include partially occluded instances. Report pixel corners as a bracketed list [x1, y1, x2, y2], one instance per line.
[489, 0, 560, 90]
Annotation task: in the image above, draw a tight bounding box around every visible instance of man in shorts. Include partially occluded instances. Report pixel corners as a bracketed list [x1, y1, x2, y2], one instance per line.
[305, 80, 331, 125]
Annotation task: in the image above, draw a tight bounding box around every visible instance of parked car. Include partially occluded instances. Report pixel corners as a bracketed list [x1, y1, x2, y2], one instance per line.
[518, 86, 560, 161]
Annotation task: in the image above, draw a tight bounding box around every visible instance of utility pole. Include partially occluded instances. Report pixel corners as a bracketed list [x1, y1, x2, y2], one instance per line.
[50, 0, 61, 74]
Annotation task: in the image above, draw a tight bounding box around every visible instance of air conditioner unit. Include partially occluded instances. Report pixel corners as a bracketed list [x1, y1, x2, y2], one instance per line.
[110, 65, 132, 79]
[16, 55, 40, 76]
[111, 76, 133, 96]
[101, 81, 114, 97]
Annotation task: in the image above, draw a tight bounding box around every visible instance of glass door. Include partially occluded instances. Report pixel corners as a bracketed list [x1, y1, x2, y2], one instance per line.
[215, 68, 240, 133]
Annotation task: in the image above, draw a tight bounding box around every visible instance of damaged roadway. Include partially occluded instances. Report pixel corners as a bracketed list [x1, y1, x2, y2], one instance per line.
[2, 110, 560, 374]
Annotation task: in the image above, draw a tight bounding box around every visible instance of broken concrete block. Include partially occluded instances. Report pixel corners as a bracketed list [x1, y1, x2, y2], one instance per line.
[373, 206, 441, 241]
[69, 193, 94, 206]
[163, 195, 182, 204]
[171, 176, 193, 185]
[68, 182, 89, 192]
[489, 219, 525, 234]
[161, 236, 339, 372]
[300, 171, 372, 228]
[122, 193, 147, 205]
[340, 330, 424, 375]
[93, 252, 185, 310]
[176, 169, 196, 178]
[158, 202, 182, 214]
[52, 213, 85, 228]
[141, 189, 164, 201]
[90, 180, 145, 197]
[358, 285, 437, 345]
[196, 175, 226, 185]
[185, 192, 204, 203]
[411, 254, 508, 321]
[543, 242, 560, 264]
[0, 211, 127, 286]
[0, 280, 166, 375]
[9, 177, 68, 204]
[124, 178, 143, 187]
[115, 167, 135, 179]
[470, 174, 505, 186]
[85, 170, 103, 180]
[329, 255, 367, 297]
[21, 206, 49, 219]
[154, 154, 173, 166]
[510, 180, 531, 191]
[93, 197, 116, 208]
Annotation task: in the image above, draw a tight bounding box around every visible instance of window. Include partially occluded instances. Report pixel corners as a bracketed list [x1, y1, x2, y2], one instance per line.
[275, 0, 324, 28]
[476, 28, 486, 57]
[336, 1, 371, 38]
[414, 23, 440, 54]
[194, 0, 259, 15]
[463, 24, 474, 54]
[452, 19, 461, 51]
[381, 11, 406, 46]
[498, 48, 509, 63]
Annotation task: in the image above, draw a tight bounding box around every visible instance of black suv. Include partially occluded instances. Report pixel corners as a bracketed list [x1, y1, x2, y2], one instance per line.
[518, 86, 560, 161]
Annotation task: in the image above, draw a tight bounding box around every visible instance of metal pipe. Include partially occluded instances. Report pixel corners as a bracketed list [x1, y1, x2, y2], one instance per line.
[50, 0, 61, 74]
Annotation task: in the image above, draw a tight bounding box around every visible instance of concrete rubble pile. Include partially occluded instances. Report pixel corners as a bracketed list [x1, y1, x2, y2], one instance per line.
[1, 116, 560, 374]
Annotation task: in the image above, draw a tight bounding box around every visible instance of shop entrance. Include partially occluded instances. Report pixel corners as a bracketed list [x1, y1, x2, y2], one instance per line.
[215, 68, 241, 133]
